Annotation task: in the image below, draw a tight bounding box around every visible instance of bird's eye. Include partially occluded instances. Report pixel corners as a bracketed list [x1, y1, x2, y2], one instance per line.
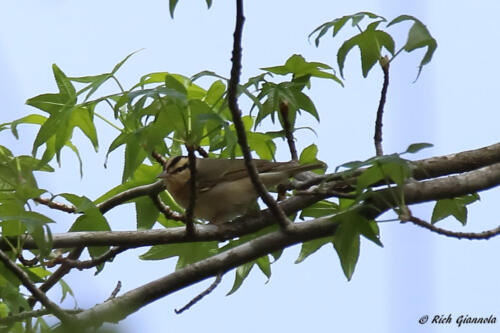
[166, 156, 189, 174]
[173, 164, 189, 174]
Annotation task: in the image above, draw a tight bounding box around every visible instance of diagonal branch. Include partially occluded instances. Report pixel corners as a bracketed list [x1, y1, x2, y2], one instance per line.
[0, 249, 75, 324]
[28, 247, 84, 308]
[69, 163, 500, 326]
[226, 0, 292, 229]
[175, 273, 223, 314]
[73, 214, 339, 325]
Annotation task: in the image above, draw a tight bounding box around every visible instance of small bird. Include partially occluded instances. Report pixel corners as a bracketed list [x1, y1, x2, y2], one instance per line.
[157, 156, 326, 224]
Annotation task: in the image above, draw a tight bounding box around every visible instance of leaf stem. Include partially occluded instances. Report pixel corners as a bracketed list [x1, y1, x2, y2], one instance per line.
[94, 112, 123, 132]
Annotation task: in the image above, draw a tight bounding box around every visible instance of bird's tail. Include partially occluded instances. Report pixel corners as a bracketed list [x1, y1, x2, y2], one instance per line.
[281, 161, 327, 177]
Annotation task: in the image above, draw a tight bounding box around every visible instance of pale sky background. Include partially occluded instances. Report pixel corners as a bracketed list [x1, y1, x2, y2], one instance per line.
[1, 1, 500, 332]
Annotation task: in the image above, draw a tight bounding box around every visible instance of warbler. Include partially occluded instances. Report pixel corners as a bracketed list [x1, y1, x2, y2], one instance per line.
[157, 156, 325, 224]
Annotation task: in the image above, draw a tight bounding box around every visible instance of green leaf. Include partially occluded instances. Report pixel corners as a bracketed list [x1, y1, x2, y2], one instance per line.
[299, 144, 318, 164]
[388, 15, 437, 79]
[431, 194, 480, 225]
[332, 216, 361, 280]
[356, 155, 411, 192]
[123, 140, 147, 182]
[165, 74, 188, 105]
[31, 105, 73, 156]
[27, 266, 51, 282]
[10, 114, 47, 139]
[169, 0, 179, 18]
[295, 236, 333, 263]
[404, 142, 433, 154]
[140, 241, 219, 270]
[262, 54, 342, 86]
[227, 261, 254, 295]
[256, 255, 271, 280]
[59, 279, 75, 303]
[65, 194, 111, 268]
[52, 64, 76, 101]
[359, 219, 383, 247]
[337, 21, 395, 78]
[135, 196, 159, 230]
[204, 80, 226, 106]
[294, 91, 320, 121]
[247, 132, 276, 160]
[0, 206, 54, 255]
[309, 12, 386, 47]
[226, 255, 272, 295]
[111, 50, 142, 75]
[299, 200, 338, 219]
[69, 107, 98, 151]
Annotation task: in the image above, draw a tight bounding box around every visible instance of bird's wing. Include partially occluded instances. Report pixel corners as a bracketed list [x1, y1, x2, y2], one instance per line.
[196, 158, 293, 188]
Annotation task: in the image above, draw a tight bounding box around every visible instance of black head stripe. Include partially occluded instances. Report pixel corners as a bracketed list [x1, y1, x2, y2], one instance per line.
[167, 156, 188, 174]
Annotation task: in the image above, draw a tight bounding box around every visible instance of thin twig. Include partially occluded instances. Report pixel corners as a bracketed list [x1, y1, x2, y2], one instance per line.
[374, 56, 390, 156]
[184, 146, 197, 235]
[151, 150, 167, 166]
[226, 0, 292, 230]
[0, 308, 82, 325]
[49, 246, 127, 270]
[106, 281, 122, 301]
[150, 195, 184, 221]
[18, 253, 39, 267]
[97, 181, 165, 214]
[280, 100, 298, 161]
[175, 273, 223, 314]
[403, 214, 500, 240]
[0, 249, 75, 324]
[196, 146, 209, 158]
[33, 197, 76, 213]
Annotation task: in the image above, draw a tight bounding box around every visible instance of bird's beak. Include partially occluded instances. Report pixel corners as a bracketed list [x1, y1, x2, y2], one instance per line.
[157, 170, 168, 179]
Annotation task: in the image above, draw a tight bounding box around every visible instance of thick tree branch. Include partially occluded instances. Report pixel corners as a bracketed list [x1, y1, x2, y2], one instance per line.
[73, 215, 339, 325]
[70, 160, 500, 325]
[7, 161, 500, 251]
[289, 141, 500, 191]
[226, 0, 292, 229]
[0, 250, 75, 324]
[411, 142, 500, 180]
